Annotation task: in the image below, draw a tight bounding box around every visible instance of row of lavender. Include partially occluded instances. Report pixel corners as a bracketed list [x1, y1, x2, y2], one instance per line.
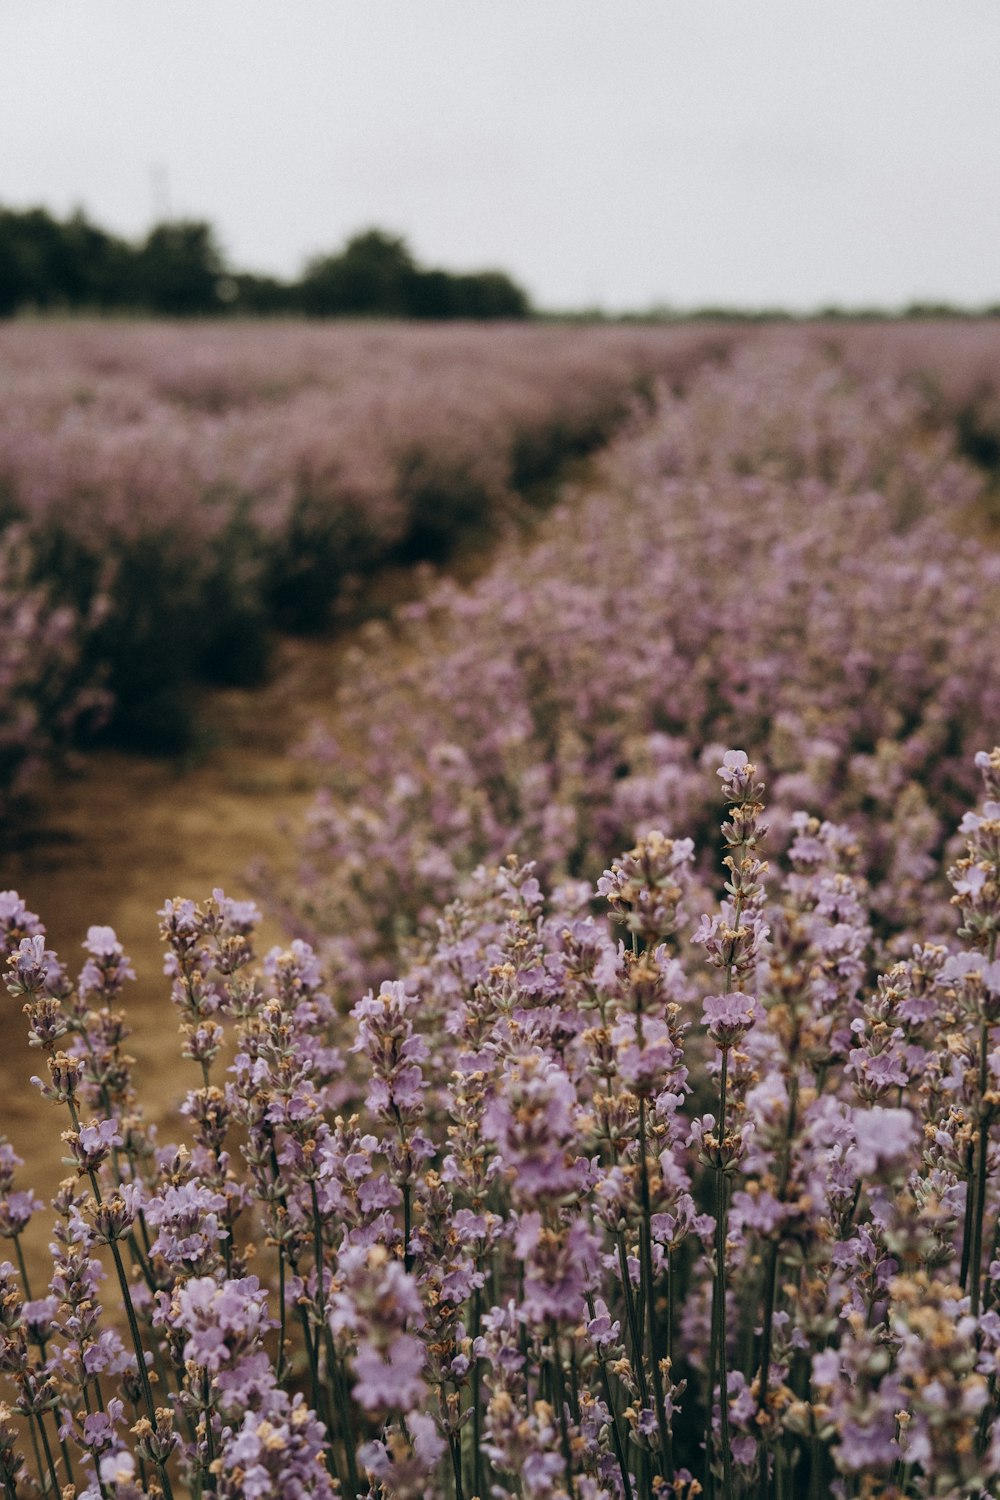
[1, 743, 999, 1500]
[0, 320, 729, 786]
[0, 335, 999, 1498]
[282, 333, 1000, 995]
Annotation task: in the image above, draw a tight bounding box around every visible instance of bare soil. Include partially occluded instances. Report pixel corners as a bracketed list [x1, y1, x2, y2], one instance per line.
[0, 547, 462, 1260]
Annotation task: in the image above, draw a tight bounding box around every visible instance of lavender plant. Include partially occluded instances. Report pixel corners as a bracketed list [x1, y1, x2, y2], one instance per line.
[2, 745, 1000, 1498]
[283, 340, 1000, 999]
[0, 320, 729, 762]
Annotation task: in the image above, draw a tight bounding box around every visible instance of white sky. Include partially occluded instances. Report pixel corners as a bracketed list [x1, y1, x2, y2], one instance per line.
[1, 2, 998, 312]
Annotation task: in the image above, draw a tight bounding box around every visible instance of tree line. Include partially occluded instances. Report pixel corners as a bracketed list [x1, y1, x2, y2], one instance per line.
[0, 207, 533, 319]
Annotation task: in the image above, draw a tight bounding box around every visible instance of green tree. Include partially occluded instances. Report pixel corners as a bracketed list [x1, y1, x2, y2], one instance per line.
[300, 229, 417, 316]
[450, 270, 531, 319]
[134, 220, 226, 316]
[0, 206, 66, 312]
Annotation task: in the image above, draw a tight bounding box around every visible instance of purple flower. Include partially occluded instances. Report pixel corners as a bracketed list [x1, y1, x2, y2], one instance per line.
[6, 935, 50, 997]
[702, 990, 760, 1045]
[585, 1298, 621, 1356]
[352, 1331, 426, 1411]
[98, 1449, 137, 1487]
[170, 1274, 273, 1373]
[850, 1107, 918, 1180]
[83, 926, 122, 959]
[82, 1404, 121, 1455]
[0, 1189, 44, 1239]
[482, 1052, 585, 1200]
[407, 1410, 445, 1468]
[64, 1118, 121, 1174]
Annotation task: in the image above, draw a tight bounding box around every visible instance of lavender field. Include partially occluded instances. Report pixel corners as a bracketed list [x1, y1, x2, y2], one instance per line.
[3, 323, 1000, 1500]
[0, 321, 730, 784]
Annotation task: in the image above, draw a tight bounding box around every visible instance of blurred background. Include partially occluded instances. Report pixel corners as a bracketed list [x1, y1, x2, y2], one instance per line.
[2, 0, 999, 319]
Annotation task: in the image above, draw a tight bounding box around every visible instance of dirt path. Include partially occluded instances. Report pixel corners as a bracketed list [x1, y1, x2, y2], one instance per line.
[2, 634, 334, 1202]
[0, 544, 471, 1235]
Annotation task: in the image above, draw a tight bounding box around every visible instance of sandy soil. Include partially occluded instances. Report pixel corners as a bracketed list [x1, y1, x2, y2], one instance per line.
[2, 634, 337, 1212]
[1, 541, 470, 1274]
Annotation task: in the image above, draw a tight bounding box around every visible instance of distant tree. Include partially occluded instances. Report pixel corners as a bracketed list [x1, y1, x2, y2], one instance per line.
[300, 229, 416, 316]
[0, 206, 66, 312]
[60, 211, 137, 309]
[0, 205, 532, 321]
[229, 271, 296, 315]
[401, 268, 531, 320]
[450, 270, 531, 320]
[903, 300, 967, 320]
[298, 230, 532, 320]
[134, 220, 226, 316]
[403, 267, 457, 319]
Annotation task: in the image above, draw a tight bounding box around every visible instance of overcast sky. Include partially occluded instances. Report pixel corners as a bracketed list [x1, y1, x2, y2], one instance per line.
[2, 2, 998, 312]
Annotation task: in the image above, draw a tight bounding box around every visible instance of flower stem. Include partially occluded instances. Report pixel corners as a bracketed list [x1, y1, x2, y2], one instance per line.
[615, 1232, 651, 1415]
[970, 1017, 991, 1320]
[35, 1412, 61, 1499]
[11, 1234, 32, 1302]
[713, 1047, 735, 1500]
[549, 1322, 577, 1500]
[756, 1073, 799, 1498]
[108, 1236, 174, 1500]
[638, 1098, 671, 1473]
[23, 1411, 45, 1495]
[585, 1290, 634, 1500]
[471, 1280, 484, 1500]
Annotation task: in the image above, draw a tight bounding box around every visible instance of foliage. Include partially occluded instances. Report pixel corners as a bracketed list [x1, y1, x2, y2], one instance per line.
[0, 210, 531, 322]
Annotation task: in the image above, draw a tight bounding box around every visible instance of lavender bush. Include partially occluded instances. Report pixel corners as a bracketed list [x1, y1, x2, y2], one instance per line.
[2, 744, 1000, 1499]
[0, 525, 107, 817]
[0, 321, 732, 757]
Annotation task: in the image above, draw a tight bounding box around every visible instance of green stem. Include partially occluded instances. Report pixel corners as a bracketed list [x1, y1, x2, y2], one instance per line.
[35, 1412, 61, 1499]
[308, 1180, 328, 1327]
[755, 1243, 779, 1500]
[23, 1408, 46, 1497]
[714, 1048, 735, 1500]
[449, 1422, 466, 1500]
[586, 1290, 634, 1500]
[638, 1098, 671, 1473]
[550, 1323, 577, 1500]
[330, 1340, 360, 1497]
[615, 1233, 651, 1414]
[63, 1096, 174, 1499]
[108, 1236, 175, 1500]
[297, 1298, 319, 1404]
[970, 1018, 991, 1320]
[201, 1369, 217, 1494]
[706, 1264, 718, 1500]
[308, 1181, 359, 1496]
[775, 1441, 787, 1500]
[80, 1373, 109, 1500]
[276, 1244, 288, 1383]
[472, 1281, 484, 1500]
[757, 1073, 800, 1500]
[808, 1432, 825, 1500]
[11, 1235, 32, 1302]
[665, 1248, 675, 1483]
